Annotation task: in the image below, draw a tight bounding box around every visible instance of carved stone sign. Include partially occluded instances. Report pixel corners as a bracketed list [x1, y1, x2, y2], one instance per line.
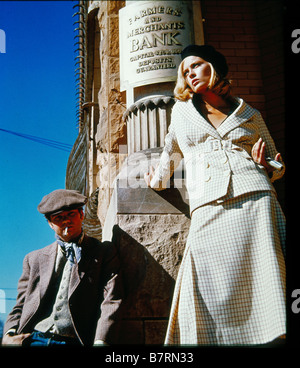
[119, 1, 193, 91]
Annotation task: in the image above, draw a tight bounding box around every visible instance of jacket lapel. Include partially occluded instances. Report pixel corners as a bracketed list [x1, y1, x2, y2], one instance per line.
[186, 99, 221, 139]
[185, 97, 256, 140]
[68, 264, 81, 298]
[217, 98, 256, 138]
[39, 242, 57, 300]
[38, 237, 95, 301]
[68, 235, 92, 298]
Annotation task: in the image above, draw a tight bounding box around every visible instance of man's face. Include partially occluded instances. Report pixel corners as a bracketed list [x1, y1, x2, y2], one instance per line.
[48, 209, 84, 242]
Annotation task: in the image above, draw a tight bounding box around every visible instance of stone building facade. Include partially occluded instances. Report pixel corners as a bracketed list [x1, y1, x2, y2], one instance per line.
[66, 0, 285, 344]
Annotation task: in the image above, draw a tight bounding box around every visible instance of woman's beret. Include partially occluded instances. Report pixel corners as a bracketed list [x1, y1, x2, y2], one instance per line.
[181, 44, 228, 78]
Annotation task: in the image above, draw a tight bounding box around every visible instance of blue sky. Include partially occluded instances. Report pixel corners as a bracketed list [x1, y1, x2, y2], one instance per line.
[0, 1, 78, 325]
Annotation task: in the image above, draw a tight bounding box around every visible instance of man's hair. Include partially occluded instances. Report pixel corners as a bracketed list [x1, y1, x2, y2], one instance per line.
[45, 207, 84, 222]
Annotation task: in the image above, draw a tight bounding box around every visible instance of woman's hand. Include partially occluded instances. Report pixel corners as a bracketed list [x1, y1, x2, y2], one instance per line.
[251, 137, 281, 172]
[144, 166, 155, 187]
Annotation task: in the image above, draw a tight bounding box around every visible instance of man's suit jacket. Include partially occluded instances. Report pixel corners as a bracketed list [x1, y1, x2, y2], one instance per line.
[4, 235, 124, 346]
[150, 97, 284, 214]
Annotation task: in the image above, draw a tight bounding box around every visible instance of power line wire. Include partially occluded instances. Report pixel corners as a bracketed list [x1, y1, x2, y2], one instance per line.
[0, 128, 73, 152]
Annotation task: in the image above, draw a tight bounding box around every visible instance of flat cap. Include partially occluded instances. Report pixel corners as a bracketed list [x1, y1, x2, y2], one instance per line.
[37, 189, 87, 216]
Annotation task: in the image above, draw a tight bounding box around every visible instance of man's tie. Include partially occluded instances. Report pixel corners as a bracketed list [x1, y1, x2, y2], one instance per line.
[55, 234, 83, 265]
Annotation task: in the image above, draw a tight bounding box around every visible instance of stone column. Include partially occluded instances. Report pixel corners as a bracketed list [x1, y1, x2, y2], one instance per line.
[124, 95, 174, 154]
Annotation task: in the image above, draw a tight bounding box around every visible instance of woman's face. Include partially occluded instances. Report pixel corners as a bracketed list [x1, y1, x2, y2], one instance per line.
[182, 56, 211, 94]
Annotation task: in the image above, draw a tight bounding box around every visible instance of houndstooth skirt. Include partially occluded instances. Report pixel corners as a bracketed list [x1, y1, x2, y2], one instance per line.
[164, 191, 286, 346]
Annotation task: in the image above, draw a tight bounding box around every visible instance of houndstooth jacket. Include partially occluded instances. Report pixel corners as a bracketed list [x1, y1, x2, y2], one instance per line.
[150, 97, 285, 215]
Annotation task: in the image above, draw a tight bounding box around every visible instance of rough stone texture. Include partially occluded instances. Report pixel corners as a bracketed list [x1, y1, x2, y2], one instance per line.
[111, 212, 189, 344]
[118, 214, 189, 280]
[82, 218, 102, 241]
[96, 1, 126, 152]
[65, 127, 87, 194]
[95, 0, 127, 227]
[113, 218, 175, 319]
[96, 108, 108, 152]
[96, 151, 127, 226]
[82, 189, 102, 240]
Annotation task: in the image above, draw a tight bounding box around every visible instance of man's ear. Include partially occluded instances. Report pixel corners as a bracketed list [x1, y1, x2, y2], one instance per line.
[48, 220, 55, 230]
[79, 209, 84, 221]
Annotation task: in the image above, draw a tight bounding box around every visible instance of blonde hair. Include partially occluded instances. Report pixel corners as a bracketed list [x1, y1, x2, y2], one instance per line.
[174, 60, 232, 101]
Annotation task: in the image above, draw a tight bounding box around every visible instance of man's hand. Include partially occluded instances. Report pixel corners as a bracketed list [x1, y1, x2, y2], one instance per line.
[2, 332, 31, 346]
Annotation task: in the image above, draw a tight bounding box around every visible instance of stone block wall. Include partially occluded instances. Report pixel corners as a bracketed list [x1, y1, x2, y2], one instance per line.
[112, 212, 189, 344]
[66, 126, 87, 194]
[95, 0, 127, 226]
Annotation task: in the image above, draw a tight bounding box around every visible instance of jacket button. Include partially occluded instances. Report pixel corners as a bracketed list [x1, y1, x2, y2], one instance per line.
[204, 175, 211, 182]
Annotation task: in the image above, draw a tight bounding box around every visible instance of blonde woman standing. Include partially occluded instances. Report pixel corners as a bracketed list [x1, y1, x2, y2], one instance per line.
[144, 45, 286, 346]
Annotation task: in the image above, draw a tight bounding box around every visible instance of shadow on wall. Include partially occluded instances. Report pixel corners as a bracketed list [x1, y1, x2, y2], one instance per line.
[112, 225, 175, 344]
